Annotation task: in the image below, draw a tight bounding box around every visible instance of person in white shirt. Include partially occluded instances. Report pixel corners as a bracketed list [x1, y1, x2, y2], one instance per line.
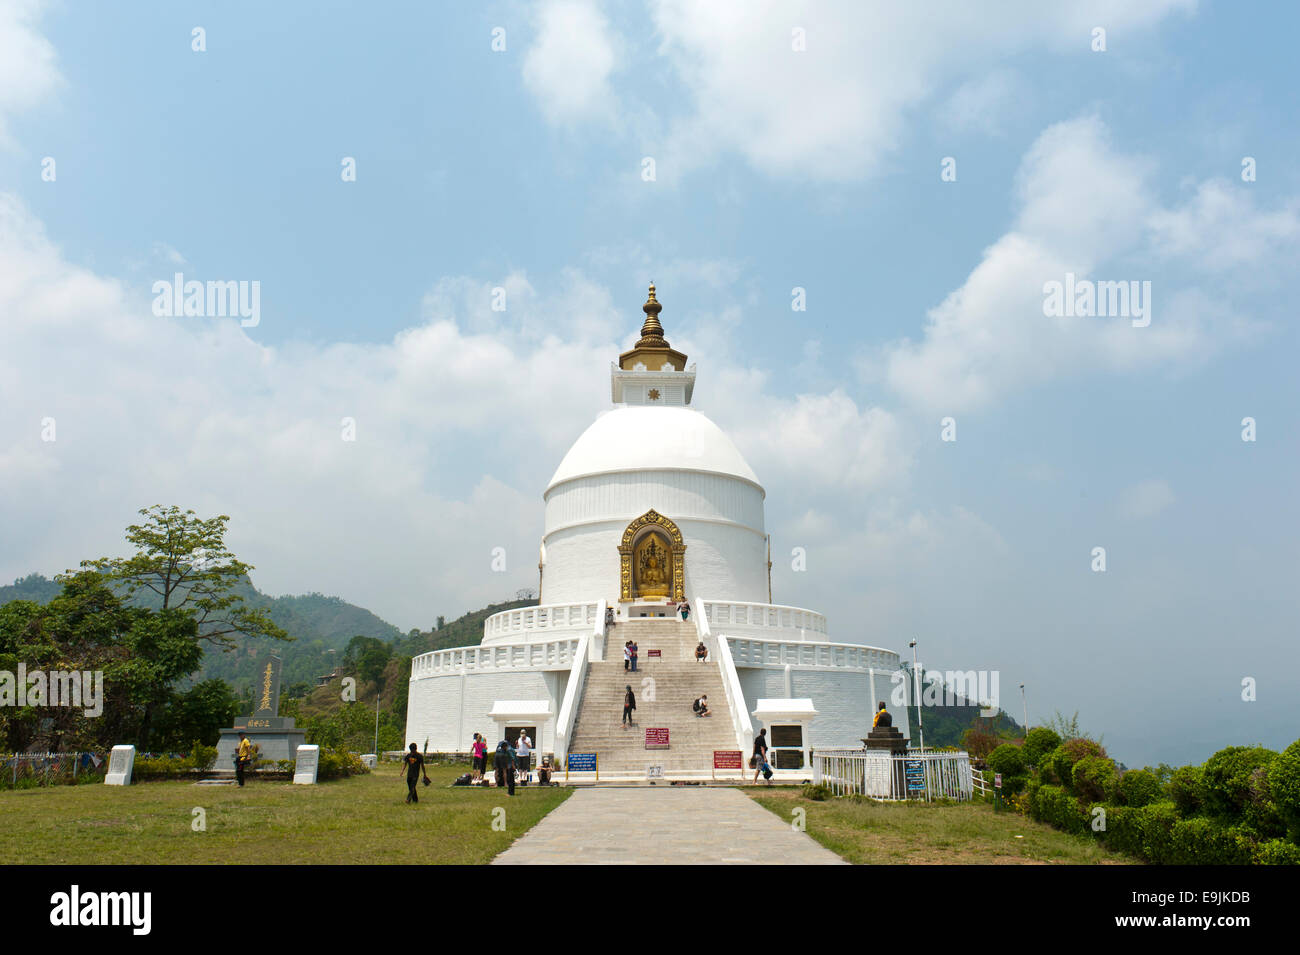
[515, 732, 532, 780]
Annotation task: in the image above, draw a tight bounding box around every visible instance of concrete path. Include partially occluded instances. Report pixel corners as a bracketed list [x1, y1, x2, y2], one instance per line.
[493, 787, 845, 865]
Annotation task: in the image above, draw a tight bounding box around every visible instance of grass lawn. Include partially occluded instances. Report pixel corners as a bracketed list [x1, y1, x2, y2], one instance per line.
[0, 764, 570, 864]
[750, 790, 1130, 864]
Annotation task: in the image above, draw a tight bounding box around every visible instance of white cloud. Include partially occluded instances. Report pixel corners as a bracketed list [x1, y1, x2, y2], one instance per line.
[522, 0, 623, 127]
[938, 69, 1021, 135]
[0, 0, 61, 146]
[884, 116, 1288, 412]
[1118, 479, 1174, 520]
[637, 0, 1193, 181]
[1149, 179, 1300, 273]
[0, 195, 913, 629]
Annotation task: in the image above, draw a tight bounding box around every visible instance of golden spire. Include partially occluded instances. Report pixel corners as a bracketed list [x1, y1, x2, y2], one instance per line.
[618, 282, 688, 372]
[637, 283, 667, 347]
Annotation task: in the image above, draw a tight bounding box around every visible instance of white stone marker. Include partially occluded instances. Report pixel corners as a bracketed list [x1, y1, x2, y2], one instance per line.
[293, 744, 320, 785]
[360, 754, 377, 769]
[104, 745, 135, 786]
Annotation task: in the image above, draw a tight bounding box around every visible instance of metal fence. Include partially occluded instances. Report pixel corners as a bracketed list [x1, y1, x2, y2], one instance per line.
[812, 749, 974, 801]
[2, 752, 108, 788]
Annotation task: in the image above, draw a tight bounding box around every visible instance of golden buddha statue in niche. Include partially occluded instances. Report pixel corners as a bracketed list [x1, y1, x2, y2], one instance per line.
[635, 535, 670, 597]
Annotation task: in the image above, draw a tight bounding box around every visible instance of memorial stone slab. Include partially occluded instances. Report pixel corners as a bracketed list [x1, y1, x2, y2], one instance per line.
[104, 744, 135, 786]
[293, 744, 320, 785]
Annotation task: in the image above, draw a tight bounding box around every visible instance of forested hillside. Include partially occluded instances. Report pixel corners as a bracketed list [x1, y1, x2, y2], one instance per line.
[0, 573, 401, 695]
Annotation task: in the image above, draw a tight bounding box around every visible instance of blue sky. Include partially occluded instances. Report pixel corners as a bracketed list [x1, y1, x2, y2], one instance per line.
[1, 0, 1297, 767]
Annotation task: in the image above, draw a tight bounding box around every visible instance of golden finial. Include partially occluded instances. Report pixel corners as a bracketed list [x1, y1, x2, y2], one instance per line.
[618, 282, 687, 372]
[639, 283, 665, 342]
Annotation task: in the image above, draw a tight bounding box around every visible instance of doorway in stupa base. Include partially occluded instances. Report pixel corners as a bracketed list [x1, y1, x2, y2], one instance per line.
[618, 509, 686, 603]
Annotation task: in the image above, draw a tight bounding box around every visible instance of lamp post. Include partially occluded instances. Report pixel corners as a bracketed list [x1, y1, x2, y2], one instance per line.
[374, 690, 381, 758]
[1019, 682, 1029, 737]
[908, 639, 925, 752]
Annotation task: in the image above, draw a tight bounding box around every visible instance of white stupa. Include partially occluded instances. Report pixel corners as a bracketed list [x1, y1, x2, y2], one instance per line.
[405, 286, 909, 775]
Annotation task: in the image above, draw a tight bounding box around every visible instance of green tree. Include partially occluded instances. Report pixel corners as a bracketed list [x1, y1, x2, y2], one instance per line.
[343, 635, 392, 687]
[82, 505, 289, 651]
[0, 572, 205, 751]
[151, 679, 241, 750]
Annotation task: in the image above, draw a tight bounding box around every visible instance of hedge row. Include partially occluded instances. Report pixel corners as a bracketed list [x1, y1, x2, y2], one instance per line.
[1021, 781, 1298, 865]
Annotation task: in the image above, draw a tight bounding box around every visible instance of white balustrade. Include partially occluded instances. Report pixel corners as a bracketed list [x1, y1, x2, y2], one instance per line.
[725, 636, 898, 671]
[700, 600, 828, 639]
[410, 636, 582, 677]
[481, 601, 601, 642]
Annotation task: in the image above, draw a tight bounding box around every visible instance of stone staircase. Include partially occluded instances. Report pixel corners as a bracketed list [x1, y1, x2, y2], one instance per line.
[567, 619, 740, 775]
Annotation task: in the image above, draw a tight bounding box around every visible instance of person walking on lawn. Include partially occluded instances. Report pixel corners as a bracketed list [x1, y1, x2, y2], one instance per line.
[402, 742, 430, 803]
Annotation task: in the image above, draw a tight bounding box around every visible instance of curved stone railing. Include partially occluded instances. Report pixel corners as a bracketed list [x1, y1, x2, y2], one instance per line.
[482, 601, 602, 643]
[410, 636, 582, 677]
[700, 600, 828, 640]
[726, 637, 900, 671]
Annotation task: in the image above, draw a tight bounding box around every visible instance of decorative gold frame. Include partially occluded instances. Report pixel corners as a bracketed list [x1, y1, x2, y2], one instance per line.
[618, 509, 686, 602]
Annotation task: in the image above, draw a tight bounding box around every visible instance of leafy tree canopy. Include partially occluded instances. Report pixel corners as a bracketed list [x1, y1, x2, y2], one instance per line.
[80, 505, 289, 651]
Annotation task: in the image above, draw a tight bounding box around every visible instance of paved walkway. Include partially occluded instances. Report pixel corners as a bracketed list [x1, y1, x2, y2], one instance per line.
[493, 787, 845, 865]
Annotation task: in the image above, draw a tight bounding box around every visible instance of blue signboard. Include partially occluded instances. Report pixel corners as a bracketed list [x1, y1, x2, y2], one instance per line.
[904, 759, 926, 793]
[568, 752, 598, 772]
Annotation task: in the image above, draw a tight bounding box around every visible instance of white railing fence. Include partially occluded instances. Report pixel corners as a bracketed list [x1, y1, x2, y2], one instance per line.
[812, 749, 974, 802]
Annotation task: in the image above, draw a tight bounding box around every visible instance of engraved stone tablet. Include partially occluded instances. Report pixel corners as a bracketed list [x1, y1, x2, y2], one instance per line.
[104, 744, 135, 786]
[293, 744, 319, 785]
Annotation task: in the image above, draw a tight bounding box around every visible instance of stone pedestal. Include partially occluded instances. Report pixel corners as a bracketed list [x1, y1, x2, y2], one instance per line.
[213, 655, 305, 773]
[863, 727, 910, 797]
[862, 726, 910, 755]
[214, 717, 307, 772]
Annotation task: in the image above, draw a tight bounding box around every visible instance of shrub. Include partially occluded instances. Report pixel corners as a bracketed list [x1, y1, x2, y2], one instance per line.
[1030, 784, 1088, 835]
[1202, 746, 1276, 816]
[316, 748, 368, 780]
[986, 743, 1027, 778]
[1202, 746, 1282, 837]
[189, 742, 217, 772]
[1258, 839, 1300, 865]
[802, 782, 832, 801]
[1110, 802, 1179, 863]
[960, 728, 1004, 760]
[1023, 727, 1062, 768]
[1048, 738, 1106, 793]
[1167, 818, 1256, 865]
[1118, 769, 1163, 808]
[1266, 739, 1300, 842]
[985, 768, 1027, 796]
[1072, 754, 1119, 804]
[1167, 765, 1204, 816]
